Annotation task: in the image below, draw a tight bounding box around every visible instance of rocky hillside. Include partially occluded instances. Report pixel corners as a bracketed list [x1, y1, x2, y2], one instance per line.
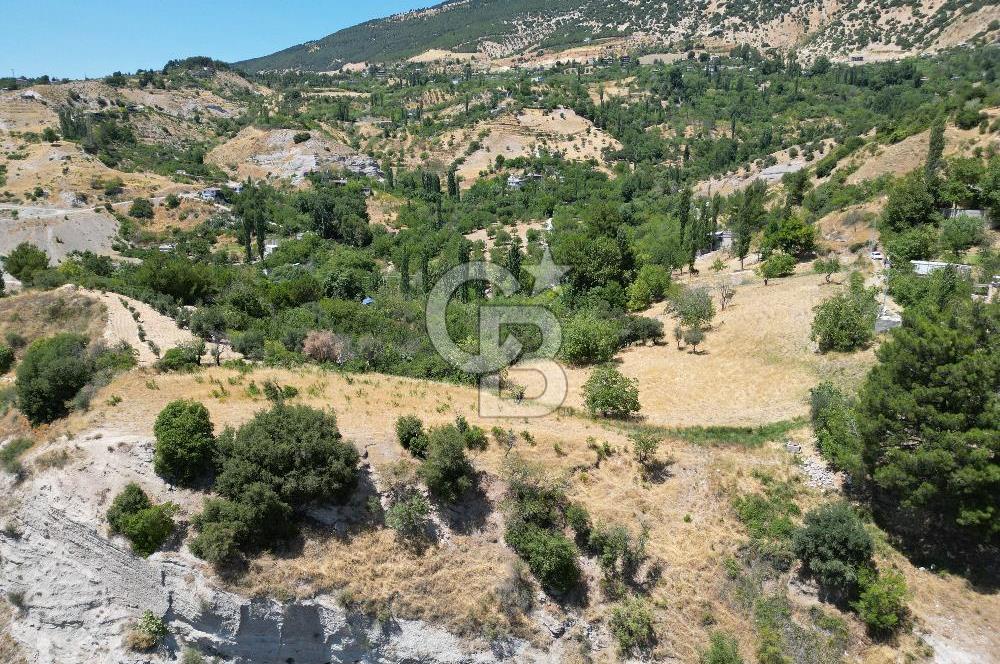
[236, 0, 1000, 71]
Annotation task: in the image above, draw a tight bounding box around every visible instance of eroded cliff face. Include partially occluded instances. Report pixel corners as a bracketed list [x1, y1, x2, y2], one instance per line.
[0, 433, 534, 663]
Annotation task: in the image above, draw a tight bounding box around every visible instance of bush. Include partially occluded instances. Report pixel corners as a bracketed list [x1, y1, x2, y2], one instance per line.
[701, 631, 744, 664]
[418, 425, 475, 502]
[153, 400, 215, 485]
[0, 345, 14, 374]
[107, 483, 177, 557]
[156, 342, 204, 372]
[852, 567, 908, 634]
[809, 382, 863, 476]
[395, 415, 425, 455]
[302, 330, 343, 362]
[609, 596, 656, 655]
[671, 286, 715, 327]
[757, 253, 797, 285]
[385, 493, 431, 540]
[504, 521, 580, 593]
[939, 215, 984, 254]
[126, 610, 169, 651]
[129, 197, 154, 219]
[811, 273, 879, 352]
[293, 132, 312, 144]
[630, 431, 660, 466]
[560, 310, 621, 365]
[215, 403, 359, 507]
[583, 365, 640, 418]
[165, 193, 181, 209]
[3, 242, 49, 283]
[15, 333, 93, 424]
[793, 502, 873, 593]
[188, 518, 242, 566]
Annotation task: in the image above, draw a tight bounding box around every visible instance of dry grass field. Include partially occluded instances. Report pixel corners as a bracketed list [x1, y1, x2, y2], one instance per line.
[516, 259, 876, 429]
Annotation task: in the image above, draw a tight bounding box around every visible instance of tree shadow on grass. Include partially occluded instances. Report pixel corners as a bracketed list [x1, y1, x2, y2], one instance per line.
[436, 471, 492, 535]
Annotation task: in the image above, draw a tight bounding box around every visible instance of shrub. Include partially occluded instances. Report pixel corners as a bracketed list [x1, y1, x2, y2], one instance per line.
[757, 253, 797, 285]
[0, 345, 14, 374]
[293, 132, 311, 144]
[3, 242, 49, 283]
[395, 415, 425, 454]
[939, 215, 984, 254]
[15, 333, 93, 424]
[0, 437, 34, 476]
[164, 193, 181, 209]
[215, 403, 359, 507]
[610, 596, 655, 655]
[302, 330, 343, 362]
[156, 342, 204, 372]
[419, 425, 475, 502]
[671, 286, 715, 328]
[566, 503, 592, 542]
[385, 493, 431, 540]
[153, 400, 215, 485]
[852, 567, 908, 634]
[811, 273, 879, 352]
[560, 310, 621, 365]
[188, 518, 242, 566]
[126, 610, 169, 651]
[583, 365, 640, 418]
[701, 631, 744, 664]
[793, 502, 873, 593]
[630, 431, 660, 466]
[588, 523, 648, 586]
[129, 197, 154, 219]
[107, 483, 177, 557]
[504, 521, 580, 593]
[809, 382, 863, 476]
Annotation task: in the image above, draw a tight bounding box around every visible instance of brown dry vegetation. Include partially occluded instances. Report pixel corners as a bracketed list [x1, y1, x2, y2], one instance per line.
[0, 288, 106, 355]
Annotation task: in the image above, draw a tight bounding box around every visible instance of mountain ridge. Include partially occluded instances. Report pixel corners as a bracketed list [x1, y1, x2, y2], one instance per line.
[236, 0, 1000, 72]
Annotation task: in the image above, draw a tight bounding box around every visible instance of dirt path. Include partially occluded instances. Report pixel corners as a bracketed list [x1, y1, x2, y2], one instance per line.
[81, 289, 196, 365]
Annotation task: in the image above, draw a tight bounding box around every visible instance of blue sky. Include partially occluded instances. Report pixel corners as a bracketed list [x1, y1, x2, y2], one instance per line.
[3, 1, 429, 79]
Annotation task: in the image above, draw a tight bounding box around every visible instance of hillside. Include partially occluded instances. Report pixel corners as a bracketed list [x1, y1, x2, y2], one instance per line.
[237, 0, 1000, 72]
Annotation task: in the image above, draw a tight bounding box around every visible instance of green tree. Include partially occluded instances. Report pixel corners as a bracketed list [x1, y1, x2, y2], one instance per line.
[939, 215, 984, 255]
[107, 483, 177, 557]
[757, 253, 796, 285]
[925, 117, 945, 196]
[730, 180, 767, 270]
[215, 404, 359, 506]
[129, 197, 154, 219]
[813, 256, 842, 284]
[3, 242, 50, 284]
[153, 400, 215, 485]
[857, 297, 999, 537]
[793, 502, 873, 593]
[583, 365, 640, 418]
[15, 333, 93, 424]
[881, 172, 936, 233]
[560, 310, 621, 365]
[671, 286, 716, 329]
[810, 273, 879, 352]
[852, 567, 909, 634]
[419, 425, 475, 502]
